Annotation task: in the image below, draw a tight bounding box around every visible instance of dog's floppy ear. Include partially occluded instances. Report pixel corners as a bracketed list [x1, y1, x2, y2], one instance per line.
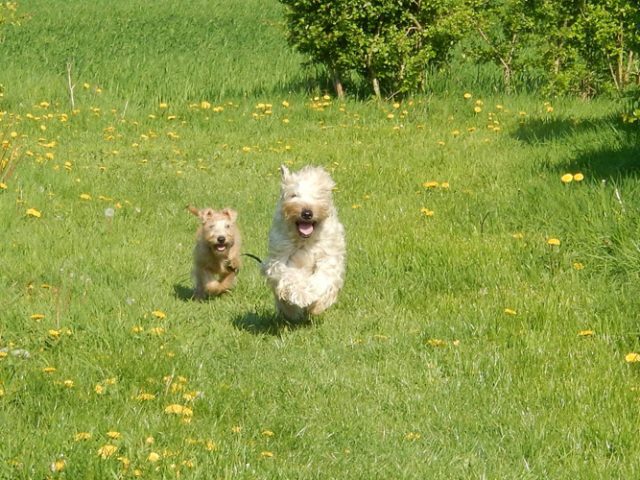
[187, 205, 200, 217]
[280, 164, 290, 180]
[222, 208, 238, 223]
[188, 206, 215, 223]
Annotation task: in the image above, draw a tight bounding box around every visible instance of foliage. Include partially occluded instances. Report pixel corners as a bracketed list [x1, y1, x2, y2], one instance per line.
[463, 0, 539, 91]
[279, 0, 473, 97]
[465, 0, 640, 97]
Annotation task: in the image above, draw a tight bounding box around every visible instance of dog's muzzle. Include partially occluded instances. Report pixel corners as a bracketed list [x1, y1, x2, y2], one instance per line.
[214, 236, 227, 252]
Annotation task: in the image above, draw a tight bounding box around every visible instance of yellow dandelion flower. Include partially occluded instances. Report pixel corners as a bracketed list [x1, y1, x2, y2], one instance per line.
[31, 313, 45, 320]
[625, 353, 640, 363]
[573, 262, 585, 270]
[106, 431, 121, 440]
[63, 379, 74, 388]
[260, 451, 274, 458]
[504, 308, 517, 316]
[48, 329, 62, 339]
[474, 106, 482, 113]
[405, 432, 421, 441]
[0, 352, 7, 359]
[546, 105, 554, 113]
[262, 430, 275, 437]
[386, 113, 395, 119]
[573, 172, 584, 182]
[463, 92, 472, 99]
[231, 425, 242, 434]
[136, 392, 156, 401]
[43, 366, 57, 373]
[149, 327, 165, 336]
[205, 440, 218, 451]
[50, 459, 66, 473]
[512, 232, 524, 240]
[420, 208, 434, 217]
[164, 404, 193, 417]
[561, 173, 573, 183]
[426, 339, 446, 347]
[159, 103, 168, 109]
[26, 208, 42, 218]
[200, 101, 211, 110]
[151, 310, 166, 319]
[131, 325, 144, 334]
[97, 445, 118, 459]
[578, 330, 594, 337]
[95, 384, 105, 394]
[80, 193, 91, 200]
[547, 238, 561, 246]
[147, 452, 161, 463]
[74, 432, 92, 441]
[0, 182, 7, 190]
[282, 100, 290, 108]
[117, 456, 130, 468]
[423, 181, 439, 188]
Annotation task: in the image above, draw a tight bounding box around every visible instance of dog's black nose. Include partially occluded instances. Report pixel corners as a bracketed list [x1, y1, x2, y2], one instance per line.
[217, 236, 226, 244]
[301, 209, 313, 220]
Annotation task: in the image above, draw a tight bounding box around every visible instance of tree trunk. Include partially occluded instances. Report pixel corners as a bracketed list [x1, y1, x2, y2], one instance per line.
[372, 77, 381, 98]
[332, 72, 344, 98]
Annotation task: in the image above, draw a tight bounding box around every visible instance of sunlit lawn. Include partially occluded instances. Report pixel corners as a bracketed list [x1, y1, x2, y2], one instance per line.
[1, 1, 640, 479]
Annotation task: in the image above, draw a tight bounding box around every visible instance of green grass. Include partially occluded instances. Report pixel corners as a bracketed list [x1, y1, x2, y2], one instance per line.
[1, 1, 640, 478]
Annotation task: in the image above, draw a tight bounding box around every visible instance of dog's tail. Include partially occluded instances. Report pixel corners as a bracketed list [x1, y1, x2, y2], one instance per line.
[242, 253, 263, 264]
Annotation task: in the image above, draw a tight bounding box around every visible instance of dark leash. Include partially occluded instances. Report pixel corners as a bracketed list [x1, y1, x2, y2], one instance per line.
[242, 253, 263, 264]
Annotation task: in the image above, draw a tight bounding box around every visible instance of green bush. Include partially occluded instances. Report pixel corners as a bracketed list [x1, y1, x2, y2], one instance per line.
[279, 0, 473, 98]
[466, 0, 640, 97]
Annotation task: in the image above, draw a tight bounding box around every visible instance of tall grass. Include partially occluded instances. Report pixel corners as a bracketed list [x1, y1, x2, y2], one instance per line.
[1, 1, 639, 478]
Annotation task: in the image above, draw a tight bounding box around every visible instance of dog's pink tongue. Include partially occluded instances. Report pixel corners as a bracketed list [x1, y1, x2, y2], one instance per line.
[298, 222, 314, 237]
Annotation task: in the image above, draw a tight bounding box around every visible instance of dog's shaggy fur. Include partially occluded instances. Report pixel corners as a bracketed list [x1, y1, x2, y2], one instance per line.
[263, 165, 346, 320]
[188, 206, 241, 299]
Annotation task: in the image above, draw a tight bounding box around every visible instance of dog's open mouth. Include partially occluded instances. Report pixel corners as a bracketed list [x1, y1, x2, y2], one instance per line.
[296, 221, 315, 238]
[215, 243, 227, 252]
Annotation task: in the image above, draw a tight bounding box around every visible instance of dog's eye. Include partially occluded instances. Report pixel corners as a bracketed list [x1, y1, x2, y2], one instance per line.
[225, 224, 230, 229]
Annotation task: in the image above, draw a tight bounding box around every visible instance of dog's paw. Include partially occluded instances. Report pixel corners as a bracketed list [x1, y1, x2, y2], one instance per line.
[287, 288, 315, 308]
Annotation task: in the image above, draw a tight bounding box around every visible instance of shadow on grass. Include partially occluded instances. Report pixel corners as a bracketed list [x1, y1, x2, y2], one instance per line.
[173, 283, 194, 302]
[514, 114, 640, 179]
[232, 311, 312, 336]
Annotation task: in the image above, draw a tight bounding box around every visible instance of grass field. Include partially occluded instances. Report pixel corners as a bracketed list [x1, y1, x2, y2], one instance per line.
[1, 1, 640, 478]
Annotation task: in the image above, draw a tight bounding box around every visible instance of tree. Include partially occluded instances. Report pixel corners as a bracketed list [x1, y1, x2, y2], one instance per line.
[279, 0, 473, 98]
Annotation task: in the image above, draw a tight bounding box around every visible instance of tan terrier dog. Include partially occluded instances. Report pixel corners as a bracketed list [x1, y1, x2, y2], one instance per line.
[188, 206, 241, 299]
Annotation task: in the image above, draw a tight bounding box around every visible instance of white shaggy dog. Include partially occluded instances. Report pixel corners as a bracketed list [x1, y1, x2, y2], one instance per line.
[263, 165, 346, 321]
